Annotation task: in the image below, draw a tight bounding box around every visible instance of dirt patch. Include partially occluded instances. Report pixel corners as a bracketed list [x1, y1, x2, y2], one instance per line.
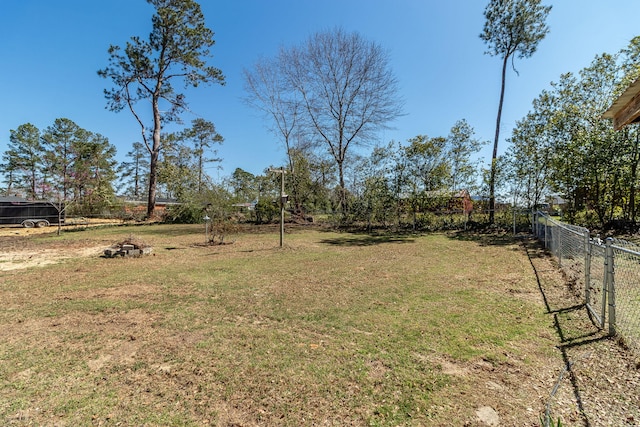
[0, 219, 132, 270]
[0, 218, 123, 237]
[0, 245, 104, 271]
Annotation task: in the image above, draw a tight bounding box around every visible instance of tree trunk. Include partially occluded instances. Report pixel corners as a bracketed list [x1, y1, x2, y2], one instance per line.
[489, 55, 509, 224]
[134, 156, 141, 198]
[62, 144, 69, 202]
[5, 171, 13, 196]
[338, 160, 347, 219]
[198, 150, 203, 194]
[285, 146, 301, 218]
[147, 149, 158, 219]
[147, 96, 162, 219]
[30, 168, 37, 199]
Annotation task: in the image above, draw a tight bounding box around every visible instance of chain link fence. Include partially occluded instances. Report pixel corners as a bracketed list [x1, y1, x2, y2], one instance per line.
[534, 212, 640, 353]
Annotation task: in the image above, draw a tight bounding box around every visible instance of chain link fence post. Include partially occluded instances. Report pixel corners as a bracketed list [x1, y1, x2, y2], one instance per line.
[584, 229, 591, 305]
[558, 226, 563, 267]
[531, 211, 535, 237]
[532, 213, 640, 352]
[605, 238, 617, 336]
[603, 238, 614, 335]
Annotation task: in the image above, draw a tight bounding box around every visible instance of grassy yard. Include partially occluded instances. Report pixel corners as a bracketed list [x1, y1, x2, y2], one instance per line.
[0, 224, 562, 425]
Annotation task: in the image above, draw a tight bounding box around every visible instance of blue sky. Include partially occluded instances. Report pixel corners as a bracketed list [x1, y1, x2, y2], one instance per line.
[1, 1, 640, 181]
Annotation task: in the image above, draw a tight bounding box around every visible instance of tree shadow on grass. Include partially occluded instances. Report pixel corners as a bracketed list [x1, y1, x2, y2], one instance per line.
[111, 222, 207, 238]
[447, 229, 528, 247]
[320, 227, 521, 247]
[319, 232, 416, 247]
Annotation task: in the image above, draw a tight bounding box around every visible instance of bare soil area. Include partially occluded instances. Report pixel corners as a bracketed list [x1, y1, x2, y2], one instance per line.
[0, 218, 123, 236]
[0, 244, 105, 271]
[0, 220, 122, 271]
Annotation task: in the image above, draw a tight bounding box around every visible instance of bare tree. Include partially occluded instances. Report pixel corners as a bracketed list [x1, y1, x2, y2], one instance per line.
[247, 28, 403, 216]
[244, 55, 303, 168]
[243, 56, 308, 211]
[99, 0, 224, 218]
[480, 0, 551, 223]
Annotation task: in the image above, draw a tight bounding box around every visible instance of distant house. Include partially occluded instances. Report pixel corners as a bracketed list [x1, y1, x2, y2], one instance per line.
[408, 189, 473, 215]
[547, 195, 567, 215]
[232, 200, 257, 212]
[119, 196, 180, 218]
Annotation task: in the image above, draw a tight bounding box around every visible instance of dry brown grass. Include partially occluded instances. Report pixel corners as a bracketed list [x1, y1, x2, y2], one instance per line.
[0, 224, 637, 426]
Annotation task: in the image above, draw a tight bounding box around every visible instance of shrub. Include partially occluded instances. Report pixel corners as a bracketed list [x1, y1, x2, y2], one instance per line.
[255, 199, 278, 224]
[165, 202, 206, 224]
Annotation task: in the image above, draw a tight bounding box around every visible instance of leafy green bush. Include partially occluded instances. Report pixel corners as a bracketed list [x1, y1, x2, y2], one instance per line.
[255, 199, 278, 224]
[164, 202, 206, 224]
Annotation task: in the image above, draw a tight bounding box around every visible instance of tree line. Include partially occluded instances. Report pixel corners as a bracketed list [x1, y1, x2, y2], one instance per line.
[6, 0, 636, 230]
[226, 119, 484, 228]
[1, 119, 117, 214]
[503, 36, 640, 229]
[0, 0, 545, 228]
[0, 117, 222, 216]
[0, 112, 486, 226]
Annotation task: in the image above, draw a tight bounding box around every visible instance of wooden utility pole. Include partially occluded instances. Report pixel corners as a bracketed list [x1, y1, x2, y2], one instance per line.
[269, 167, 287, 247]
